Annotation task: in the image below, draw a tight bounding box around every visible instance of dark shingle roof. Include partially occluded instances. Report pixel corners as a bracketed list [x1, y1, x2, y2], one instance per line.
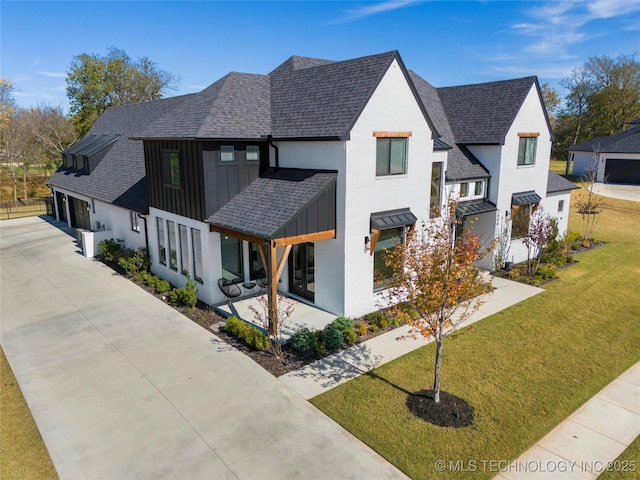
[547, 171, 579, 193]
[409, 71, 489, 181]
[49, 95, 188, 212]
[568, 125, 640, 154]
[207, 168, 337, 240]
[438, 76, 539, 144]
[270, 51, 425, 139]
[139, 73, 271, 139]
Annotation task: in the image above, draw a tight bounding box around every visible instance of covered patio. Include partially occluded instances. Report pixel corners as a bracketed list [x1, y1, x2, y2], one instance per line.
[215, 293, 337, 342]
[206, 168, 338, 337]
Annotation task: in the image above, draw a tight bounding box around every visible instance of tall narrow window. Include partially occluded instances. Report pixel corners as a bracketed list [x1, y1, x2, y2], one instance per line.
[179, 224, 189, 275]
[191, 228, 203, 283]
[167, 220, 178, 271]
[474, 181, 483, 196]
[517, 136, 538, 166]
[511, 204, 538, 239]
[376, 138, 406, 176]
[373, 228, 402, 291]
[558, 199, 565, 212]
[162, 151, 181, 186]
[131, 212, 140, 232]
[460, 182, 469, 197]
[72, 155, 78, 171]
[430, 162, 443, 215]
[249, 242, 265, 280]
[157, 218, 166, 265]
[221, 236, 243, 282]
[83, 156, 90, 174]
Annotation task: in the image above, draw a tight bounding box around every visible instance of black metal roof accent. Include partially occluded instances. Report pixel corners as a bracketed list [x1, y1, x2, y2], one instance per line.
[512, 191, 542, 205]
[370, 208, 417, 230]
[547, 171, 579, 193]
[456, 199, 497, 218]
[433, 138, 452, 150]
[206, 168, 337, 240]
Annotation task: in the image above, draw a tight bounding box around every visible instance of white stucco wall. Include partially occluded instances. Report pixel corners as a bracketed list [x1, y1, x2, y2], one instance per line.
[541, 191, 572, 238]
[342, 58, 434, 318]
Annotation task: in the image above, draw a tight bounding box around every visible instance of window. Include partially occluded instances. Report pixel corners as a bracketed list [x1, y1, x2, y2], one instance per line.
[460, 182, 469, 197]
[167, 220, 178, 271]
[558, 199, 565, 212]
[221, 235, 243, 282]
[157, 218, 166, 265]
[179, 224, 189, 275]
[72, 155, 78, 171]
[373, 228, 403, 291]
[83, 156, 90, 174]
[246, 145, 260, 162]
[191, 228, 203, 283]
[376, 138, 406, 176]
[430, 162, 443, 215]
[517, 136, 537, 166]
[220, 145, 235, 162]
[475, 181, 483, 196]
[511, 204, 537, 239]
[130, 212, 140, 232]
[162, 151, 181, 186]
[249, 242, 265, 280]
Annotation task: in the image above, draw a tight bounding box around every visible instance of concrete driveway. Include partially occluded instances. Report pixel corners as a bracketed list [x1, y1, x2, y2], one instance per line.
[1, 216, 407, 480]
[591, 183, 640, 202]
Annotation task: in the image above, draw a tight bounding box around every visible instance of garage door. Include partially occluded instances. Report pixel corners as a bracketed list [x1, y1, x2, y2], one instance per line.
[605, 159, 640, 185]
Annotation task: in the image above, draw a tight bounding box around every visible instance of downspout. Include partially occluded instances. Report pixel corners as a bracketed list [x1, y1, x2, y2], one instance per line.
[268, 135, 279, 170]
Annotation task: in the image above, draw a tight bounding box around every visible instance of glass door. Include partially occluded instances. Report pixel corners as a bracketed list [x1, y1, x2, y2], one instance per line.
[289, 243, 314, 301]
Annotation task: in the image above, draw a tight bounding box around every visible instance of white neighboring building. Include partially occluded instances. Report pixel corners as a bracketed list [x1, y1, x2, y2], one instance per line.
[51, 51, 577, 318]
[569, 119, 640, 185]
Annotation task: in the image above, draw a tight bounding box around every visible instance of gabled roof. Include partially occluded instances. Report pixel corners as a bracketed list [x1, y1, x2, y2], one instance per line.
[438, 76, 542, 145]
[139, 72, 271, 139]
[49, 95, 188, 212]
[207, 168, 337, 240]
[270, 51, 437, 140]
[547, 171, 579, 193]
[409, 71, 489, 181]
[568, 125, 640, 154]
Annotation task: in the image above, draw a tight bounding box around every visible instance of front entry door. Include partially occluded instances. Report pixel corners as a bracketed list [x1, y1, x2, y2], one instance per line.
[289, 243, 315, 301]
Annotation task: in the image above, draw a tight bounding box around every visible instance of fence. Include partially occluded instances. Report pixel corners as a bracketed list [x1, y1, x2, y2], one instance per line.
[0, 198, 54, 220]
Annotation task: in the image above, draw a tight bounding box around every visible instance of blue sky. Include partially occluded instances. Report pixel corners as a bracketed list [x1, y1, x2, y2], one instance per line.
[2, 0, 639, 113]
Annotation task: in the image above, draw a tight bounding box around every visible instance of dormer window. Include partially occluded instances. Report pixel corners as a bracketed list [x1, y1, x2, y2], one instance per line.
[246, 145, 260, 162]
[83, 156, 90, 174]
[72, 155, 78, 171]
[162, 150, 181, 187]
[517, 133, 539, 166]
[474, 181, 483, 196]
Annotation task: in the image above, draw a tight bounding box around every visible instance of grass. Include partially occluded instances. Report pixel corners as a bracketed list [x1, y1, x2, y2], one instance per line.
[311, 188, 640, 479]
[598, 436, 640, 479]
[549, 158, 568, 174]
[0, 347, 58, 480]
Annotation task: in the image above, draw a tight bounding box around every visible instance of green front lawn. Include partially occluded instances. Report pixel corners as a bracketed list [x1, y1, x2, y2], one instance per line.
[311, 188, 640, 479]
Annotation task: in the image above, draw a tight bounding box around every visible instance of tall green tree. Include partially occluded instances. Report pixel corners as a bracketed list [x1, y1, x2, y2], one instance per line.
[66, 47, 178, 136]
[540, 82, 560, 128]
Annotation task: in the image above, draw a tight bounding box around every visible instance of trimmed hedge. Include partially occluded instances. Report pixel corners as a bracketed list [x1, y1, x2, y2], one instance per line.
[224, 316, 269, 351]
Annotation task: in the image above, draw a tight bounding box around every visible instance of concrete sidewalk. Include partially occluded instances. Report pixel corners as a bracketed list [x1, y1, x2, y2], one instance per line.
[496, 362, 640, 480]
[1, 216, 407, 480]
[279, 276, 544, 399]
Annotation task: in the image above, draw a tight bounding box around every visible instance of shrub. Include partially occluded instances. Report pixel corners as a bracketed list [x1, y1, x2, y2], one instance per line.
[134, 271, 148, 283]
[169, 276, 198, 307]
[379, 318, 389, 329]
[355, 321, 368, 336]
[535, 264, 557, 282]
[251, 332, 270, 351]
[343, 329, 357, 345]
[225, 316, 244, 337]
[290, 327, 317, 353]
[323, 323, 343, 350]
[370, 324, 379, 333]
[331, 316, 354, 332]
[225, 316, 269, 351]
[315, 340, 327, 356]
[97, 238, 125, 262]
[155, 279, 172, 294]
[365, 311, 386, 327]
[118, 248, 150, 275]
[508, 267, 522, 280]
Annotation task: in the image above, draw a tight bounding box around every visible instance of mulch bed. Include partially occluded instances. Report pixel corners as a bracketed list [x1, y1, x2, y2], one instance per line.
[406, 389, 474, 428]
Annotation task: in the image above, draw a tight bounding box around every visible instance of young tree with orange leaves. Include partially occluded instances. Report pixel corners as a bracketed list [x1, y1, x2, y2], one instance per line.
[382, 205, 494, 403]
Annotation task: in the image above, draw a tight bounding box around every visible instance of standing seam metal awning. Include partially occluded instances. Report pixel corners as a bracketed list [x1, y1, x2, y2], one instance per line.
[512, 192, 542, 205]
[370, 208, 417, 230]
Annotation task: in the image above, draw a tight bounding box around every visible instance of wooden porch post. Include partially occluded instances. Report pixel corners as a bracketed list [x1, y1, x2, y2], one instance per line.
[266, 241, 292, 337]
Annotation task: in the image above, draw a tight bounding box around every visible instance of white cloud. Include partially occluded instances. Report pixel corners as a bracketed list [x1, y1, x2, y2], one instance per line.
[331, 0, 424, 24]
[37, 71, 66, 78]
[587, 0, 640, 19]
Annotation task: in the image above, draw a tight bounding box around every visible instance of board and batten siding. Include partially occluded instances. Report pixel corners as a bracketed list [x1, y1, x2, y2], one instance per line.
[144, 140, 205, 221]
